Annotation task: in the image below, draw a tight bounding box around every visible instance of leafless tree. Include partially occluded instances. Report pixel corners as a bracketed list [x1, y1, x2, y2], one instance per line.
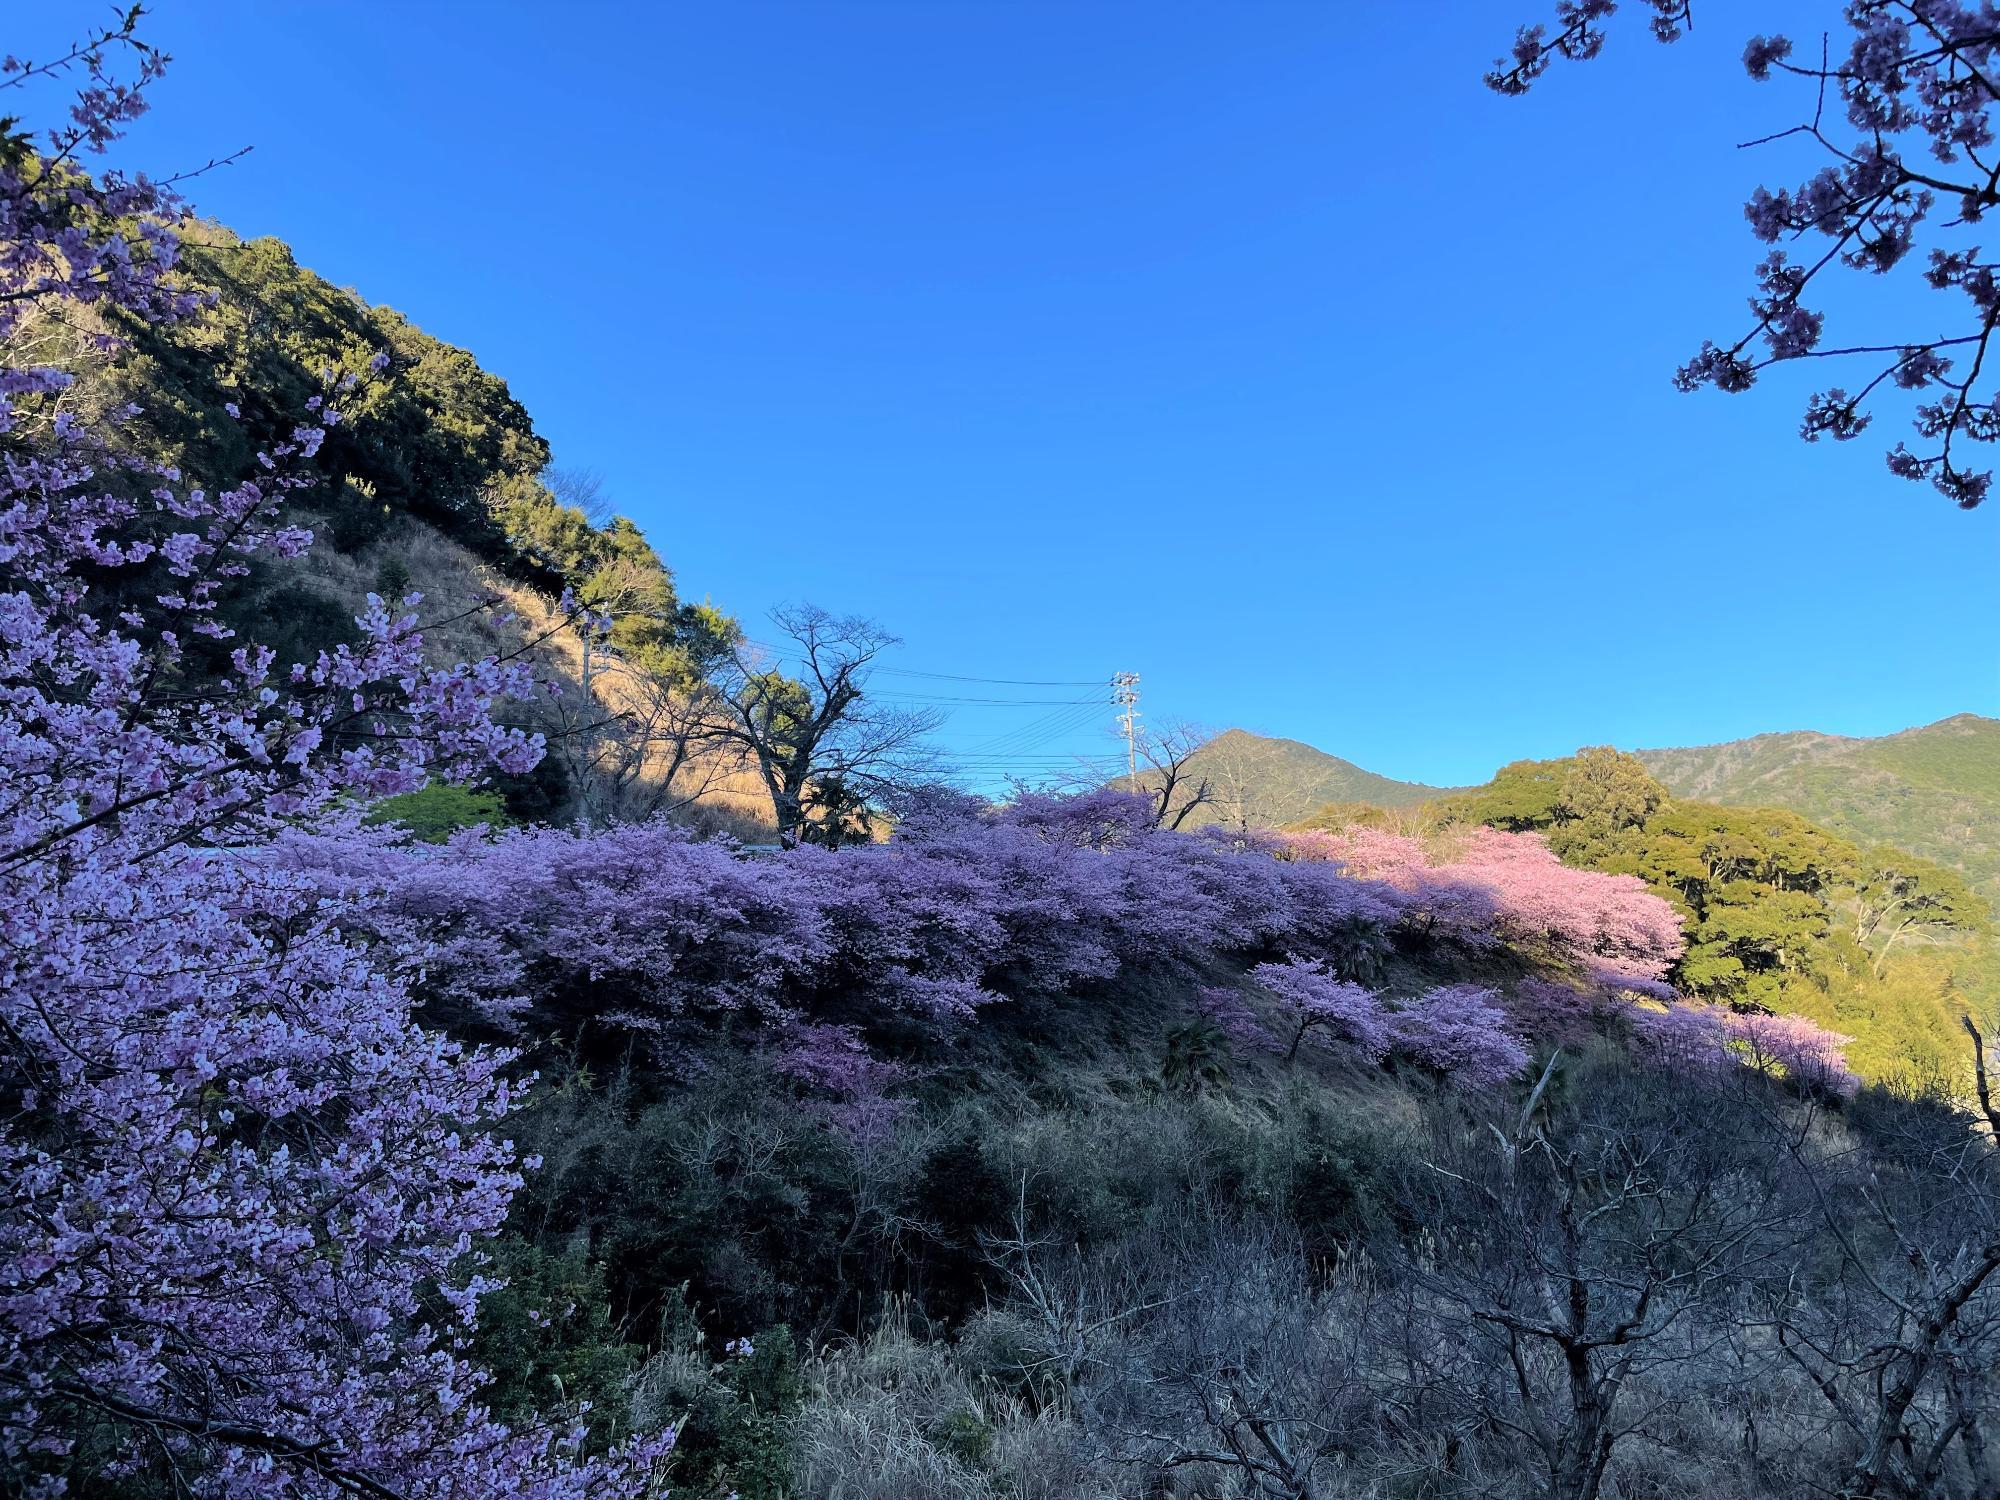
[542, 646, 733, 825]
[1747, 1021, 2000, 1499]
[977, 1173, 1170, 1415]
[1130, 720, 1216, 831]
[703, 604, 943, 845]
[1397, 1059, 1788, 1500]
[1107, 1223, 1386, 1500]
[982, 1190, 1409, 1499]
[1196, 729, 1261, 832]
[541, 464, 615, 527]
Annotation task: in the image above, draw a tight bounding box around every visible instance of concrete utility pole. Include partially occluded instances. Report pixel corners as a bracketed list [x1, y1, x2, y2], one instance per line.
[575, 613, 608, 827]
[1112, 672, 1141, 784]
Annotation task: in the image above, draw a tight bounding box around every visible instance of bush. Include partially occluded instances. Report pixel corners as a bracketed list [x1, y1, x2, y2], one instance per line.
[366, 781, 510, 841]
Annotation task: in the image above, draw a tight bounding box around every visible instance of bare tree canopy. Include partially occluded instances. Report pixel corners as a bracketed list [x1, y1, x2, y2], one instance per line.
[1131, 720, 1219, 831]
[541, 465, 615, 527]
[704, 604, 944, 845]
[544, 638, 734, 826]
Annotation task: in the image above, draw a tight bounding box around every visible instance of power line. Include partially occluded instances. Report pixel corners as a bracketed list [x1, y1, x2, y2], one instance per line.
[721, 636, 1130, 780]
[952, 700, 1108, 757]
[932, 748, 1123, 769]
[871, 667, 1108, 687]
[956, 696, 1104, 742]
[734, 642, 1105, 691]
[935, 751, 1123, 763]
[871, 693, 1110, 706]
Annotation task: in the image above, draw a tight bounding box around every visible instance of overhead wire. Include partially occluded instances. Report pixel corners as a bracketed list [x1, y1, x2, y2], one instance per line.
[733, 641, 1104, 691]
[948, 699, 1108, 757]
[721, 639, 1124, 783]
[870, 693, 1108, 706]
[871, 667, 1107, 687]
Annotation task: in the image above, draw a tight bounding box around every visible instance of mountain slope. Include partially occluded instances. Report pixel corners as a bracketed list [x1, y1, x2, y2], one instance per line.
[1638, 714, 2000, 898]
[1170, 728, 1453, 827]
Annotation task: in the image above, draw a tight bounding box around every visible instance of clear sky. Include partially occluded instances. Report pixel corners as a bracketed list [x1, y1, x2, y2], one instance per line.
[31, 0, 2000, 787]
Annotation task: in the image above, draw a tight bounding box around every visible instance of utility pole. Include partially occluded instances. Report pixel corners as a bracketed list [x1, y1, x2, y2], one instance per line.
[575, 611, 607, 827]
[1112, 671, 1141, 784]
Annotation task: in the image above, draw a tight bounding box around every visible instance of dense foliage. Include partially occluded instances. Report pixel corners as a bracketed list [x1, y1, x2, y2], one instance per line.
[356, 789, 1675, 1091]
[1637, 713, 2000, 909]
[1422, 745, 1994, 1080]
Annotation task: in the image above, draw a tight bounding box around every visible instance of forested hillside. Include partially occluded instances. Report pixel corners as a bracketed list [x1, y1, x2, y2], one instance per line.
[1353, 748, 2000, 1082]
[43, 214, 756, 830]
[1196, 718, 2000, 906]
[1639, 714, 2000, 900]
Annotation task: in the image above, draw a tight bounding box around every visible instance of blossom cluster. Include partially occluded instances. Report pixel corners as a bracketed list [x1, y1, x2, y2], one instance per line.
[0, 32, 665, 1498]
[356, 793, 1424, 1117]
[1229, 962, 1533, 1090]
[1279, 824, 1685, 986]
[1632, 1003, 1857, 1096]
[351, 794, 1694, 1121]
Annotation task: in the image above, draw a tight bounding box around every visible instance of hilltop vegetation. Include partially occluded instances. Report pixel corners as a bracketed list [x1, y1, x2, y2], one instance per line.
[1185, 718, 2000, 914]
[42, 214, 746, 827]
[1308, 747, 2000, 1083]
[1639, 714, 2000, 901]
[1208, 720, 2000, 1081]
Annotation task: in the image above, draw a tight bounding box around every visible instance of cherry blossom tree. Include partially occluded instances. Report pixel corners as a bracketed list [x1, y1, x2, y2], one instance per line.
[1630, 1002, 1856, 1096]
[1725, 1009, 1859, 1096]
[1494, 0, 2000, 507]
[1630, 1001, 1733, 1074]
[0, 27, 667, 1496]
[1386, 985, 1533, 1089]
[1283, 825, 1685, 987]
[1248, 959, 1390, 1063]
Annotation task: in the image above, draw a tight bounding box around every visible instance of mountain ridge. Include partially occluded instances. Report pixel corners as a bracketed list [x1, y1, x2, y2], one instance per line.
[1634, 712, 2000, 897]
[1154, 726, 1454, 828]
[1189, 714, 2000, 896]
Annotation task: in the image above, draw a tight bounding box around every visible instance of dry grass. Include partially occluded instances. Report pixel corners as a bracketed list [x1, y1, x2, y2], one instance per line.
[282, 509, 777, 834]
[792, 1315, 1104, 1500]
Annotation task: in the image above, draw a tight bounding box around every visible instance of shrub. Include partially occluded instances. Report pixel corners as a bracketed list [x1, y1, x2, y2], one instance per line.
[367, 780, 511, 840]
[1385, 984, 1532, 1088]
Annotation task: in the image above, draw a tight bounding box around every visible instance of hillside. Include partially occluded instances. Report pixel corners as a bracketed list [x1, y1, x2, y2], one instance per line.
[26, 23, 2000, 1500]
[1638, 714, 2000, 898]
[1165, 727, 1454, 827]
[1216, 715, 2000, 904]
[45, 214, 773, 836]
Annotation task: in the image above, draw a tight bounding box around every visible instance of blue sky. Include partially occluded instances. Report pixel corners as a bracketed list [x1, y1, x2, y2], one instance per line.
[33, 0, 2000, 787]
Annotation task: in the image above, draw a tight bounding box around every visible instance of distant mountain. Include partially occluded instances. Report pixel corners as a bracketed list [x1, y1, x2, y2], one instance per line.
[1184, 717, 2000, 902]
[1167, 728, 1453, 828]
[1637, 714, 2000, 898]
[1165, 717, 2000, 903]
